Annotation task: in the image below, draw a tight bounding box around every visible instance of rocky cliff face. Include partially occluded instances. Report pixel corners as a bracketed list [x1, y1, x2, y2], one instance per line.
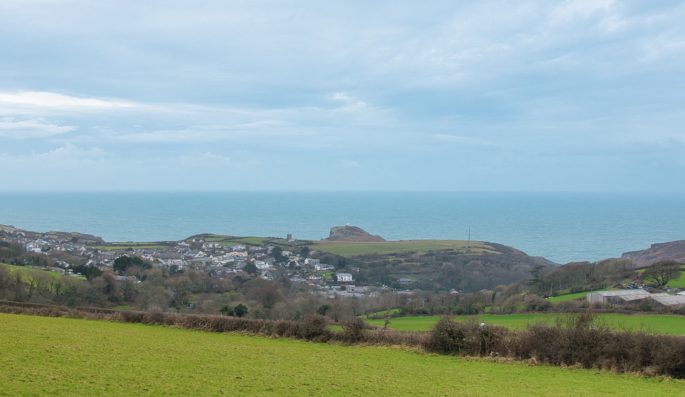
[622, 240, 685, 267]
[324, 226, 386, 242]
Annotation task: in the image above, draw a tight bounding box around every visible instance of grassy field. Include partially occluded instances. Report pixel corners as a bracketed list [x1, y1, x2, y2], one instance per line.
[367, 313, 685, 335]
[667, 266, 685, 288]
[1, 314, 683, 396]
[312, 240, 495, 257]
[0, 263, 66, 280]
[203, 235, 271, 246]
[93, 243, 166, 251]
[547, 291, 590, 303]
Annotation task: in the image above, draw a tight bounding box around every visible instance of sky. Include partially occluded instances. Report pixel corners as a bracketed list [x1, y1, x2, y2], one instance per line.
[0, 0, 684, 191]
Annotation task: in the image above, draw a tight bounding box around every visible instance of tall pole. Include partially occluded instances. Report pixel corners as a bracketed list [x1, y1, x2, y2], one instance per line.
[467, 226, 471, 251]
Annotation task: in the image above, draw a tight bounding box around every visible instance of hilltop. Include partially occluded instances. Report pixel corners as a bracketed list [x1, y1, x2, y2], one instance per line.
[324, 225, 386, 242]
[622, 240, 685, 268]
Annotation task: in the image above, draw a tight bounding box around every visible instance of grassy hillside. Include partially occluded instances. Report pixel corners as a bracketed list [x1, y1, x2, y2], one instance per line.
[1, 314, 683, 396]
[546, 291, 590, 303]
[93, 243, 166, 251]
[667, 266, 685, 288]
[0, 263, 69, 280]
[312, 240, 495, 257]
[367, 313, 685, 335]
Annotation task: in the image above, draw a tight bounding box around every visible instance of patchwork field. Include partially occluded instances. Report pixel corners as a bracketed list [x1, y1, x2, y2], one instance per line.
[312, 240, 494, 256]
[367, 313, 685, 335]
[1, 314, 684, 396]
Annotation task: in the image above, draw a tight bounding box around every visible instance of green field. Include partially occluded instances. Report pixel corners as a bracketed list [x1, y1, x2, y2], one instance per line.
[1, 314, 683, 396]
[667, 267, 685, 288]
[0, 263, 66, 280]
[312, 240, 495, 257]
[367, 313, 685, 335]
[547, 291, 590, 303]
[93, 243, 165, 251]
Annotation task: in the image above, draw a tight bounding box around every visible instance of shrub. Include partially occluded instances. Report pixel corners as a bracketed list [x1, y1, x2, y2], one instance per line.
[424, 317, 467, 354]
[340, 317, 367, 343]
[298, 315, 329, 341]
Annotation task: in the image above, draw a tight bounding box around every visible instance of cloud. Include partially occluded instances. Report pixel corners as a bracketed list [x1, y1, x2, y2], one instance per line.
[0, 2, 684, 191]
[0, 143, 107, 168]
[0, 91, 137, 114]
[0, 117, 75, 138]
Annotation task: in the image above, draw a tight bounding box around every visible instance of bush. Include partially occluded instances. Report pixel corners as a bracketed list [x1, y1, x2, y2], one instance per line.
[340, 317, 367, 343]
[298, 315, 330, 341]
[425, 317, 467, 354]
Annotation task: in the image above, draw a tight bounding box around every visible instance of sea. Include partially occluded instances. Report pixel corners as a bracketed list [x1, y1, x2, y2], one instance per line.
[1, 191, 684, 264]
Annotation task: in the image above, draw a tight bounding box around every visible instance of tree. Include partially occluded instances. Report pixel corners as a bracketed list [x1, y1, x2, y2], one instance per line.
[271, 247, 285, 263]
[113, 256, 150, 275]
[243, 263, 258, 275]
[526, 265, 545, 292]
[642, 261, 682, 288]
[220, 305, 234, 316]
[233, 303, 248, 318]
[317, 304, 330, 316]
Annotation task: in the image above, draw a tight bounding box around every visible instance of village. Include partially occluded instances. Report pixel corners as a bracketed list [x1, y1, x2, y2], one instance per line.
[0, 225, 387, 299]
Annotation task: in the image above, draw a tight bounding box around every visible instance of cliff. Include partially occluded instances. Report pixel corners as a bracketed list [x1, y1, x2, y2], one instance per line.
[324, 226, 386, 242]
[622, 240, 685, 267]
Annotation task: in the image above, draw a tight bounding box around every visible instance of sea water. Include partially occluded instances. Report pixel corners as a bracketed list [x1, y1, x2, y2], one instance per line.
[0, 191, 684, 264]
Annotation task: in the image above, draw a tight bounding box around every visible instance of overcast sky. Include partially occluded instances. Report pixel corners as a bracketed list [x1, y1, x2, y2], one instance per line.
[1, 0, 684, 191]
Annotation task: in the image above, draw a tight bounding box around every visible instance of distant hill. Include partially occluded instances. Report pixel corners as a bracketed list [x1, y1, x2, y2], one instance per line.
[312, 239, 555, 292]
[622, 240, 685, 268]
[324, 225, 385, 242]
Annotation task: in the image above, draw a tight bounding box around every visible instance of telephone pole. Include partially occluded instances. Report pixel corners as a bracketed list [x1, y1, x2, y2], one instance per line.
[467, 226, 471, 252]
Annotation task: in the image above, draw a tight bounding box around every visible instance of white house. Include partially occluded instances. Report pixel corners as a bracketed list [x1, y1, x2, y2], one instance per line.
[305, 258, 320, 266]
[314, 263, 334, 271]
[336, 273, 353, 283]
[254, 260, 271, 270]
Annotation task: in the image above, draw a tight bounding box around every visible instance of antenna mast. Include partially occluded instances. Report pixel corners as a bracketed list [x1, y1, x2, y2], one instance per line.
[467, 226, 471, 251]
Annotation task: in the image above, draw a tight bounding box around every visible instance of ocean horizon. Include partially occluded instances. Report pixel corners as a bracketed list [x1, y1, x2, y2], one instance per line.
[1, 191, 684, 264]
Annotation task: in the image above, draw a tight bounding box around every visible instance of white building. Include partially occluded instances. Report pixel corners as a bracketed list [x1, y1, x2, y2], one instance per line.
[650, 293, 685, 308]
[314, 263, 334, 271]
[587, 289, 651, 305]
[336, 273, 353, 283]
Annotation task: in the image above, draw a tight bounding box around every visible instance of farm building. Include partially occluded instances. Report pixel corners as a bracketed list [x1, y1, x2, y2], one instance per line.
[649, 293, 685, 308]
[587, 289, 651, 305]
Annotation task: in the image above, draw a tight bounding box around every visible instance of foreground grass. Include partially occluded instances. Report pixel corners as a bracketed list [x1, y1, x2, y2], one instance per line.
[1, 314, 683, 396]
[312, 240, 495, 256]
[368, 313, 685, 335]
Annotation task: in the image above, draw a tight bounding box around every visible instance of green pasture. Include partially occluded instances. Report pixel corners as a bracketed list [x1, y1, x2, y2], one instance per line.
[93, 243, 165, 251]
[1, 314, 683, 396]
[312, 240, 495, 257]
[667, 267, 685, 288]
[547, 291, 590, 303]
[367, 313, 685, 335]
[0, 263, 65, 280]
